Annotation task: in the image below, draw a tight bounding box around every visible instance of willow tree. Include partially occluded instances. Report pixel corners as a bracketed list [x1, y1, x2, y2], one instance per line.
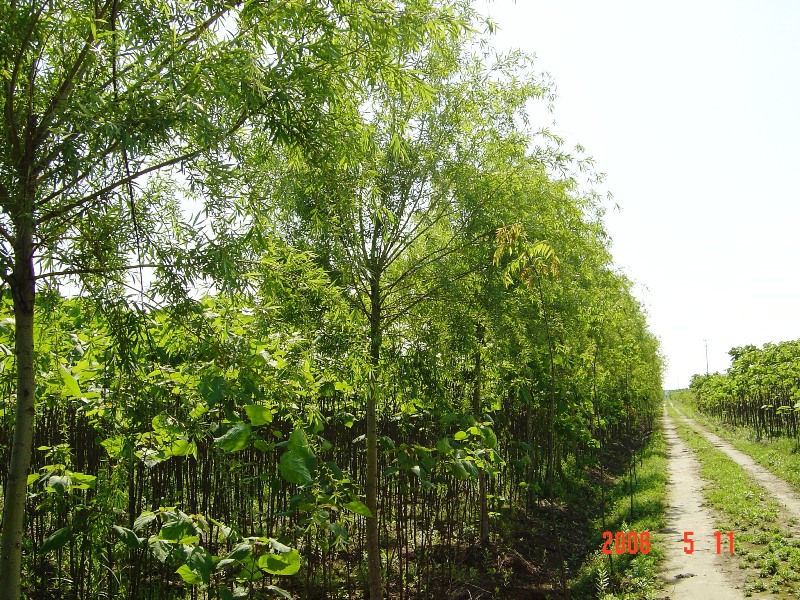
[0, 1, 452, 596]
[239, 35, 567, 591]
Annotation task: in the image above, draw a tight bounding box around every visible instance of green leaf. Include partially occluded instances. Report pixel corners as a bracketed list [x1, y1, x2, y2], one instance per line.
[27, 473, 39, 486]
[112, 525, 142, 548]
[159, 512, 196, 542]
[101, 435, 127, 459]
[253, 439, 272, 452]
[278, 450, 313, 486]
[288, 427, 312, 455]
[436, 437, 452, 454]
[199, 376, 226, 408]
[226, 541, 252, 561]
[46, 474, 71, 494]
[258, 549, 301, 576]
[480, 426, 498, 449]
[244, 404, 272, 426]
[133, 512, 157, 532]
[69, 472, 97, 489]
[215, 423, 252, 452]
[268, 538, 291, 554]
[184, 545, 212, 584]
[168, 438, 195, 457]
[449, 460, 470, 480]
[343, 500, 373, 518]
[235, 557, 264, 581]
[215, 558, 237, 571]
[150, 539, 172, 563]
[453, 431, 468, 441]
[176, 564, 204, 585]
[40, 527, 71, 554]
[152, 413, 182, 436]
[59, 365, 82, 398]
[217, 587, 251, 600]
[461, 459, 479, 479]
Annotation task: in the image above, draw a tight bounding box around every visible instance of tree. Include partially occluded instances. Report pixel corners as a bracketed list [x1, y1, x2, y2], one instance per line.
[0, 1, 453, 596]
[239, 35, 572, 592]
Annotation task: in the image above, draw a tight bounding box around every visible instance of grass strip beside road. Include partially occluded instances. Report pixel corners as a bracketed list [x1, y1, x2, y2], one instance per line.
[671, 390, 800, 494]
[571, 428, 668, 599]
[667, 403, 800, 597]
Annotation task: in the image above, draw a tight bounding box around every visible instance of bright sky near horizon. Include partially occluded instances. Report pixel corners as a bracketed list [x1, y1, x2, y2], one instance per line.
[480, 0, 800, 389]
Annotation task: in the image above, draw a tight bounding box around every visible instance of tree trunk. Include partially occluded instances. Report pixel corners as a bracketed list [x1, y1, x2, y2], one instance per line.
[472, 323, 489, 546]
[366, 279, 383, 598]
[0, 217, 37, 600]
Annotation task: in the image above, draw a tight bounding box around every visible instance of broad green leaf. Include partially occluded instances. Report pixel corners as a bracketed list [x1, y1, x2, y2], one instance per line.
[69, 472, 97, 489]
[176, 564, 204, 585]
[184, 545, 212, 584]
[159, 512, 196, 542]
[278, 450, 313, 486]
[288, 427, 312, 455]
[343, 500, 373, 518]
[461, 460, 479, 479]
[133, 512, 156, 532]
[101, 436, 127, 459]
[226, 541, 252, 561]
[449, 460, 470, 480]
[480, 426, 498, 449]
[218, 587, 250, 600]
[40, 527, 71, 554]
[268, 538, 291, 554]
[150, 539, 172, 563]
[235, 557, 264, 581]
[244, 404, 272, 426]
[215, 558, 236, 571]
[453, 431, 468, 441]
[112, 525, 142, 548]
[168, 438, 195, 457]
[215, 423, 252, 452]
[199, 376, 226, 407]
[436, 437, 452, 454]
[258, 549, 301, 576]
[59, 365, 82, 398]
[46, 475, 71, 494]
[152, 413, 182, 435]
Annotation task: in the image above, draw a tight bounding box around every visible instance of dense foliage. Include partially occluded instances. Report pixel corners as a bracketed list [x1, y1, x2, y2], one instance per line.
[0, 0, 663, 598]
[689, 341, 800, 439]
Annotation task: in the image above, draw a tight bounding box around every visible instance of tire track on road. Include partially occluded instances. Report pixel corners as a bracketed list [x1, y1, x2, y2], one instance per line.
[670, 403, 800, 528]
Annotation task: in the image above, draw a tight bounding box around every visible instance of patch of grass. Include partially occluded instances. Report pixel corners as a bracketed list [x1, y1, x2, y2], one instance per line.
[671, 391, 800, 493]
[667, 403, 800, 598]
[570, 428, 669, 599]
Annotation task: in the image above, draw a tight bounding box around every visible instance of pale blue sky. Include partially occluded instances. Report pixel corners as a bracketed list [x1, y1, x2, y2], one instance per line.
[480, 0, 800, 388]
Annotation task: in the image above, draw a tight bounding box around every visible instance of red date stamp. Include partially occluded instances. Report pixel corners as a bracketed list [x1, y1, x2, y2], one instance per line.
[601, 531, 651, 554]
[682, 531, 735, 554]
[601, 531, 735, 555]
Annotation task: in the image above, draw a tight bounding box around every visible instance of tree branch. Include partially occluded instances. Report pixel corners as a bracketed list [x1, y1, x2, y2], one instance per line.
[37, 108, 249, 227]
[34, 0, 115, 147]
[34, 263, 160, 281]
[4, 0, 48, 159]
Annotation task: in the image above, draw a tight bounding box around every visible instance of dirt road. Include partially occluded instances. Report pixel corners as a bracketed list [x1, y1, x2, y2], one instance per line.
[670, 404, 800, 526]
[658, 408, 747, 599]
